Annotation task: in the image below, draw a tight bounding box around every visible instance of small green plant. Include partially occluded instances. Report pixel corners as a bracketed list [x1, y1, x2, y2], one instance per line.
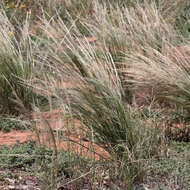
[0, 140, 90, 189]
[145, 141, 190, 189]
[0, 115, 28, 132]
[0, 140, 39, 169]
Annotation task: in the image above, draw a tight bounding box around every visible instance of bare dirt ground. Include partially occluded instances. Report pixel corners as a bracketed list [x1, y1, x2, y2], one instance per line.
[0, 109, 108, 189]
[0, 130, 34, 146]
[0, 36, 108, 160]
[0, 109, 108, 160]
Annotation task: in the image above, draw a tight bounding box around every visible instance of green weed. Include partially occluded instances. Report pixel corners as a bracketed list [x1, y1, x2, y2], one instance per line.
[145, 141, 190, 189]
[0, 115, 28, 132]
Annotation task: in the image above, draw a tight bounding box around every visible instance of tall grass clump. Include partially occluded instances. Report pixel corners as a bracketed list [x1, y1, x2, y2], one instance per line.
[89, 0, 182, 61]
[82, 0, 182, 105]
[58, 0, 93, 35]
[0, 11, 43, 115]
[126, 41, 190, 116]
[63, 60, 165, 187]
[37, 14, 166, 188]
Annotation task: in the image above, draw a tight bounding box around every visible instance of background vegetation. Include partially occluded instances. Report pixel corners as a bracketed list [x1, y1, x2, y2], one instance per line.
[0, 0, 189, 189]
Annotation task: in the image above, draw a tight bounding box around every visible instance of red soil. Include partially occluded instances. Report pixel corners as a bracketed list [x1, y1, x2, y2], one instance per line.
[0, 130, 34, 146]
[0, 109, 109, 160]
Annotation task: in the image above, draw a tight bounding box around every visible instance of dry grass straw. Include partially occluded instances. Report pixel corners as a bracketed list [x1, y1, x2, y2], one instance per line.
[0, 10, 41, 114]
[126, 42, 190, 109]
[2, 0, 187, 188]
[81, 0, 182, 105]
[34, 6, 166, 186]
